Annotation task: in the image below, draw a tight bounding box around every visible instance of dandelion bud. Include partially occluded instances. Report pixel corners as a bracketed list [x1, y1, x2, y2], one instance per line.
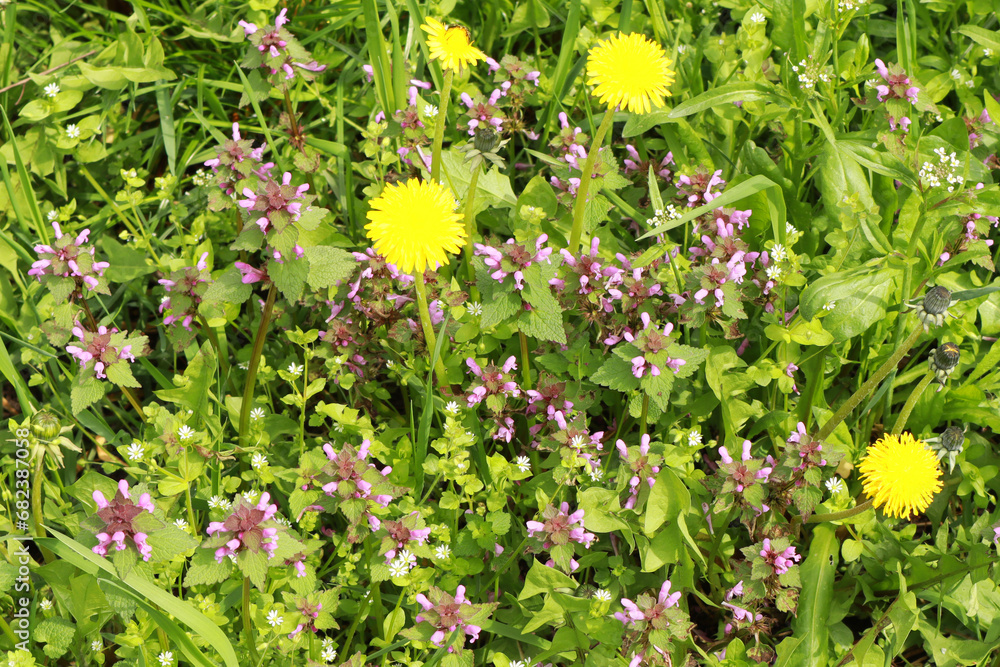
[474, 125, 501, 154]
[939, 425, 965, 452]
[31, 411, 61, 440]
[929, 341, 961, 386]
[923, 286, 952, 315]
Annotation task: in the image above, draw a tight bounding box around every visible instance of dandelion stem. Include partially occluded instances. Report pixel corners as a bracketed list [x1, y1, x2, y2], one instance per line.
[519, 331, 532, 387]
[462, 162, 483, 294]
[568, 110, 615, 254]
[242, 576, 260, 664]
[816, 325, 923, 442]
[239, 284, 277, 447]
[890, 372, 934, 435]
[806, 499, 874, 524]
[430, 69, 454, 184]
[413, 272, 449, 387]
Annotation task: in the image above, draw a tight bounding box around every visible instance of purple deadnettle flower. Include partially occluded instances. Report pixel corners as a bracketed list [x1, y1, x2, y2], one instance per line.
[616, 434, 663, 510]
[759, 538, 802, 575]
[525, 502, 596, 548]
[414, 586, 495, 651]
[91, 480, 155, 561]
[205, 492, 281, 562]
[872, 58, 919, 104]
[158, 252, 211, 331]
[65, 323, 146, 381]
[238, 9, 326, 83]
[465, 356, 521, 409]
[615, 580, 682, 627]
[28, 222, 110, 293]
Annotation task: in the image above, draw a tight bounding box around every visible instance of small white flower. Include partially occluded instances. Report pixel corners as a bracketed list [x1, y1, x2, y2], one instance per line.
[43, 82, 60, 98]
[238, 361, 249, 370]
[688, 430, 702, 446]
[46, 209, 58, 222]
[765, 265, 783, 281]
[985, 48, 994, 57]
[950, 68, 962, 80]
[267, 609, 283, 627]
[771, 243, 787, 262]
[570, 434, 586, 449]
[251, 452, 268, 469]
[177, 425, 196, 440]
[157, 652, 174, 667]
[510, 661, 529, 667]
[748, 10, 766, 23]
[322, 638, 335, 650]
[174, 518, 188, 529]
[66, 124, 80, 139]
[822, 301, 836, 312]
[208, 495, 231, 510]
[250, 407, 265, 421]
[424, 104, 438, 117]
[388, 559, 409, 577]
[39, 599, 53, 610]
[516, 455, 531, 473]
[445, 401, 460, 415]
[321, 647, 338, 664]
[287, 362, 304, 377]
[467, 301, 483, 316]
[825, 477, 845, 494]
[125, 442, 145, 461]
[786, 222, 798, 235]
[243, 489, 260, 504]
[589, 467, 604, 482]
[434, 544, 451, 559]
[594, 589, 613, 601]
[91, 640, 102, 652]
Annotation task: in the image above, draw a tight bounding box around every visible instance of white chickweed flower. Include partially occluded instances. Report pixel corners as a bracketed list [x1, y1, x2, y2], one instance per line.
[251, 453, 268, 469]
[125, 442, 145, 461]
[594, 589, 613, 601]
[825, 477, 846, 494]
[43, 82, 60, 98]
[286, 362, 304, 377]
[66, 124, 81, 139]
[424, 104, 439, 117]
[445, 401, 460, 415]
[250, 407, 265, 421]
[516, 455, 531, 473]
[157, 652, 174, 667]
[434, 544, 451, 559]
[177, 425, 196, 440]
[467, 301, 484, 316]
[267, 609, 283, 627]
[688, 430, 702, 446]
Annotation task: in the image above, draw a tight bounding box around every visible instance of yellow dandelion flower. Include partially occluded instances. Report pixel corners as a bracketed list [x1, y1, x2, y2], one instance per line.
[365, 178, 466, 274]
[421, 18, 487, 72]
[858, 433, 943, 519]
[586, 32, 676, 114]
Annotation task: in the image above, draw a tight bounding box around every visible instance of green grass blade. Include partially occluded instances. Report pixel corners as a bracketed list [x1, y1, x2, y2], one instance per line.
[233, 64, 285, 173]
[362, 0, 394, 114]
[0, 333, 35, 413]
[41, 528, 242, 667]
[155, 82, 178, 175]
[0, 107, 47, 243]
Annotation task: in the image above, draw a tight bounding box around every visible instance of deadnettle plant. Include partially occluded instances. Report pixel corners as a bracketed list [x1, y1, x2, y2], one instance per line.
[374, 511, 432, 562]
[205, 492, 280, 563]
[203, 122, 273, 209]
[405, 585, 497, 653]
[526, 502, 596, 572]
[733, 536, 804, 613]
[158, 252, 212, 347]
[238, 9, 326, 84]
[465, 356, 521, 411]
[474, 235, 553, 291]
[768, 422, 843, 519]
[66, 324, 148, 386]
[616, 434, 663, 510]
[615, 580, 693, 667]
[28, 222, 110, 297]
[89, 480, 155, 561]
[708, 440, 774, 521]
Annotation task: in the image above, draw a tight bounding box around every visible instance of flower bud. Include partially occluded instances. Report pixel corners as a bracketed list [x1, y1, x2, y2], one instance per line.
[922, 286, 951, 315]
[473, 125, 501, 154]
[940, 425, 965, 453]
[929, 341, 960, 387]
[31, 411, 61, 440]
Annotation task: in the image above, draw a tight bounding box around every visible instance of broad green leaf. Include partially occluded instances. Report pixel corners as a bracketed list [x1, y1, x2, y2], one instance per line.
[518, 559, 577, 600]
[668, 81, 785, 118]
[643, 469, 689, 535]
[789, 524, 837, 667]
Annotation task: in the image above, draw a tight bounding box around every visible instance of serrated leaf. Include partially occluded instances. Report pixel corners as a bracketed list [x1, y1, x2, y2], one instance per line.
[105, 361, 140, 388]
[304, 245, 356, 290]
[146, 525, 200, 563]
[591, 355, 641, 393]
[269, 257, 309, 302]
[71, 377, 106, 414]
[184, 549, 232, 587]
[203, 265, 252, 305]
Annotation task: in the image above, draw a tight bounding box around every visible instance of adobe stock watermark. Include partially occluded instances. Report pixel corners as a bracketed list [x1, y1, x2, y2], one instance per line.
[10, 425, 34, 652]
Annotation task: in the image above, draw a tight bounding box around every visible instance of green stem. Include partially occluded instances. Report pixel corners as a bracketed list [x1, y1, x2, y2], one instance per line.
[185, 485, 198, 534]
[430, 69, 454, 184]
[639, 394, 649, 437]
[299, 351, 309, 457]
[413, 272, 449, 386]
[462, 162, 483, 293]
[806, 498, 874, 524]
[519, 331, 532, 388]
[242, 576, 260, 664]
[816, 325, 923, 442]
[890, 372, 934, 435]
[239, 285, 277, 447]
[568, 109, 615, 253]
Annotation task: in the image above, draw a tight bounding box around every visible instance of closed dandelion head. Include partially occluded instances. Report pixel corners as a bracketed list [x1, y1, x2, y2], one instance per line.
[421, 18, 487, 72]
[926, 424, 966, 473]
[365, 178, 466, 274]
[858, 433, 943, 519]
[586, 33, 675, 114]
[909, 285, 956, 331]
[929, 341, 961, 387]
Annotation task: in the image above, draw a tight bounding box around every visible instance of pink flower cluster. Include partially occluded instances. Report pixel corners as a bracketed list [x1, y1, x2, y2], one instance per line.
[526, 502, 596, 550]
[616, 434, 661, 510]
[605, 312, 685, 379]
[466, 356, 521, 408]
[676, 168, 726, 207]
[474, 236, 553, 290]
[414, 586, 484, 649]
[759, 538, 801, 575]
[614, 580, 682, 627]
[66, 324, 137, 380]
[206, 492, 280, 562]
[28, 222, 109, 292]
[203, 122, 273, 200]
[158, 252, 210, 330]
[873, 58, 919, 104]
[320, 440, 394, 508]
[238, 171, 310, 236]
[623, 144, 673, 181]
[239, 9, 326, 81]
[91, 480, 154, 561]
[374, 511, 432, 562]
